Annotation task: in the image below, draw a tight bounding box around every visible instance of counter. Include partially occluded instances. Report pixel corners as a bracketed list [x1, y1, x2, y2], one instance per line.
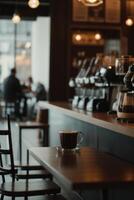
[39, 101, 134, 138]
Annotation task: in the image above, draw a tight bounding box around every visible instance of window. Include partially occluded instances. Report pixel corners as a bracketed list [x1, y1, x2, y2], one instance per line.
[0, 20, 32, 84]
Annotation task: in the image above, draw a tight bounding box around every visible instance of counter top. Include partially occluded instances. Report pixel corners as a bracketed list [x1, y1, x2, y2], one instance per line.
[38, 101, 134, 138]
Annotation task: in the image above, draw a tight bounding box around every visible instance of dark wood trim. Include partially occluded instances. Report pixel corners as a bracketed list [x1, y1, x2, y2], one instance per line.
[49, 0, 70, 101]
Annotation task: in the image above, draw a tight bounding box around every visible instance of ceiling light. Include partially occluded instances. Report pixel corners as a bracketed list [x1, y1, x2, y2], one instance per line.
[125, 17, 134, 26]
[79, 0, 103, 7]
[28, 0, 40, 9]
[12, 12, 21, 24]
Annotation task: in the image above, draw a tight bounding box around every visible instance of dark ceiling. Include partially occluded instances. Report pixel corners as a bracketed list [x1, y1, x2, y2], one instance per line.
[0, 0, 50, 20]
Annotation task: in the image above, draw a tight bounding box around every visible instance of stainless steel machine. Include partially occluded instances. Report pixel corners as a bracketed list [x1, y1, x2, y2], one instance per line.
[117, 64, 134, 122]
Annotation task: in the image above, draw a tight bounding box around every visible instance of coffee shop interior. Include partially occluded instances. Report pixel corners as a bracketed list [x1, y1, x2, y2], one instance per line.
[0, 0, 134, 200]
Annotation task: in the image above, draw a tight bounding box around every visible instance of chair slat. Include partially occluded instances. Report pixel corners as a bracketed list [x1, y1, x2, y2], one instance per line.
[17, 165, 44, 170]
[0, 170, 12, 175]
[16, 169, 52, 179]
[0, 166, 17, 174]
[0, 130, 9, 135]
[0, 149, 10, 154]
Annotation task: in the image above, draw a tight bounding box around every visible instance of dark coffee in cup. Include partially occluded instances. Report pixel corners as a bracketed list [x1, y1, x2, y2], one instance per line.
[59, 131, 78, 149]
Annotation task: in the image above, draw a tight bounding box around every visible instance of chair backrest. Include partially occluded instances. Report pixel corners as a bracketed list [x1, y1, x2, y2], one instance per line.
[0, 115, 16, 182]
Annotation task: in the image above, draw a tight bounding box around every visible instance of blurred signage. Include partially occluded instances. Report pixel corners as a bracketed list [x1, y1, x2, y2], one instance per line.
[73, 0, 120, 23]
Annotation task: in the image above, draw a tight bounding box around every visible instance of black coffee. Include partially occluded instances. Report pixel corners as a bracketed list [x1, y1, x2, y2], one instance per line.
[60, 132, 78, 149]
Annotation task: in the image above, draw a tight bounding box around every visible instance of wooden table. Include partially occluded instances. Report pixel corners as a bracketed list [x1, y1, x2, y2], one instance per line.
[17, 121, 49, 163]
[29, 147, 134, 200]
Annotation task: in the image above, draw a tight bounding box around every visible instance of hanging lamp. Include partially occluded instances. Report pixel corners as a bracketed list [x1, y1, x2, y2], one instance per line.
[12, 0, 21, 24]
[125, 0, 134, 26]
[79, 0, 103, 7]
[28, 0, 40, 9]
[12, 11, 21, 24]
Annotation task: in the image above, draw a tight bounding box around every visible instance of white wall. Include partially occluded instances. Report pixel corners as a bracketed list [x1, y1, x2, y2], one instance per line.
[31, 17, 50, 92]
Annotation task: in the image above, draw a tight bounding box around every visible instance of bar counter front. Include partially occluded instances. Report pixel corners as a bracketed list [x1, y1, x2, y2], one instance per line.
[38, 101, 134, 200]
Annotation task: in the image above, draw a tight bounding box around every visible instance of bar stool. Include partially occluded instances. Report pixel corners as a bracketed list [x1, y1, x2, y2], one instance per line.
[16, 108, 49, 164]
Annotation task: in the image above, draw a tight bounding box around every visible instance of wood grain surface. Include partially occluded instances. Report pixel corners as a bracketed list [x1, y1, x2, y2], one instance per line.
[38, 101, 134, 138]
[30, 147, 134, 190]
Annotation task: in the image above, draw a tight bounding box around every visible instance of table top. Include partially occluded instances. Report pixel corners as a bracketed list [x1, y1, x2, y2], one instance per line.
[38, 101, 134, 138]
[29, 147, 134, 190]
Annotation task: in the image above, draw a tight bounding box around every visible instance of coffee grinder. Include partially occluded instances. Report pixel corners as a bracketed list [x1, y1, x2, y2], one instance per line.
[117, 64, 134, 122]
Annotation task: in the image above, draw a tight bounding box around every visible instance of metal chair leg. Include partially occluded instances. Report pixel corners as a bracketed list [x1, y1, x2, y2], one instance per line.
[1, 194, 4, 200]
[19, 128, 22, 164]
[100, 189, 108, 200]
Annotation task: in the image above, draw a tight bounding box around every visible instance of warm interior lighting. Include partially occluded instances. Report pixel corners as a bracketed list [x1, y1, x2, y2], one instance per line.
[94, 33, 102, 40]
[88, 0, 98, 3]
[125, 17, 134, 26]
[108, 66, 112, 69]
[75, 34, 82, 41]
[12, 12, 21, 24]
[79, 0, 103, 7]
[28, 0, 40, 9]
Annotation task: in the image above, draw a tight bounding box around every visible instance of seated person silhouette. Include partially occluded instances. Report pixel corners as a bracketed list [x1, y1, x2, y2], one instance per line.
[27, 81, 47, 119]
[3, 68, 23, 118]
[35, 82, 47, 102]
[21, 76, 33, 93]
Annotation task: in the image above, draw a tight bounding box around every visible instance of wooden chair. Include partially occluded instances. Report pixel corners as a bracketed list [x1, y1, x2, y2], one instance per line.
[16, 108, 49, 163]
[0, 115, 66, 200]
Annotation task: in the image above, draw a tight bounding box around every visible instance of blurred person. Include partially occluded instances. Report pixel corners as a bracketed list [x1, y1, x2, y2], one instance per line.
[4, 68, 22, 102]
[21, 76, 33, 93]
[34, 82, 47, 102]
[27, 76, 33, 92]
[3, 68, 26, 118]
[27, 81, 47, 119]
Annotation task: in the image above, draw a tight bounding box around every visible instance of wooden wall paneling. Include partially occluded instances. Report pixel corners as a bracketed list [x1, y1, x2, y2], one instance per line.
[49, 0, 70, 101]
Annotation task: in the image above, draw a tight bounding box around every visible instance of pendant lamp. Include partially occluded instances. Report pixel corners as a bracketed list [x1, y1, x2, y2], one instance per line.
[79, 0, 103, 7]
[28, 0, 40, 9]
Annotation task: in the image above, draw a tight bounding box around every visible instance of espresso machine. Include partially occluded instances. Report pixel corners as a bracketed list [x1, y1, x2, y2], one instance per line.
[117, 64, 134, 122]
[71, 54, 117, 112]
[70, 54, 129, 113]
[71, 57, 95, 108]
[86, 64, 114, 112]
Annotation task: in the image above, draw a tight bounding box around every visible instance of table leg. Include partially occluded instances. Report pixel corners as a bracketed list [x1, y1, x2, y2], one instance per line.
[19, 128, 22, 164]
[1, 194, 4, 200]
[43, 127, 49, 146]
[100, 189, 108, 200]
[25, 149, 29, 200]
[27, 149, 29, 165]
[26, 149, 30, 177]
